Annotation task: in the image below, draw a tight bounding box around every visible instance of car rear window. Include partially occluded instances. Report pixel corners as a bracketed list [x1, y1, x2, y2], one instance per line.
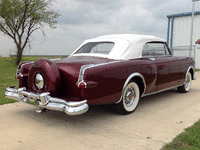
[76, 42, 115, 55]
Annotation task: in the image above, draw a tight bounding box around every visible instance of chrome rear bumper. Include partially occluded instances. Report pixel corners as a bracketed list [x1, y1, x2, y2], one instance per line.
[5, 86, 88, 115]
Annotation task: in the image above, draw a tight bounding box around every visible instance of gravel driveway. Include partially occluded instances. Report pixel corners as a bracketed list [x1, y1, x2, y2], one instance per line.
[1, 72, 200, 150]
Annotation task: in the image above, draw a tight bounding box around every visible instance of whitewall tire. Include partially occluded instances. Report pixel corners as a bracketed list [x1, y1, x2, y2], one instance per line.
[178, 72, 192, 93]
[116, 81, 140, 115]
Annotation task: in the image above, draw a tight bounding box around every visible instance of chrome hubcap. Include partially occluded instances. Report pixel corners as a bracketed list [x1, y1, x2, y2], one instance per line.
[125, 87, 136, 107]
[35, 73, 44, 90]
[184, 74, 191, 90]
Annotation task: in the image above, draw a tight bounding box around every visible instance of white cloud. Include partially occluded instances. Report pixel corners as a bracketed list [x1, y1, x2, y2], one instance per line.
[1, 0, 200, 56]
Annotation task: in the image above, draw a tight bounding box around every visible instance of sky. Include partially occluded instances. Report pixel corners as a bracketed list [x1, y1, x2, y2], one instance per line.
[1, 0, 200, 56]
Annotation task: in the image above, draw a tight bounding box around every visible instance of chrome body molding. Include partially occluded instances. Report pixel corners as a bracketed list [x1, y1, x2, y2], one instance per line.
[149, 57, 155, 61]
[187, 66, 196, 80]
[78, 61, 121, 87]
[78, 64, 95, 83]
[50, 58, 61, 61]
[16, 61, 33, 76]
[16, 73, 24, 78]
[116, 73, 146, 103]
[78, 81, 87, 88]
[141, 84, 183, 97]
[5, 86, 88, 116]
[18, 61, 34, 69]
[16, 59, 60, 76]
[123, 73, 146, 96]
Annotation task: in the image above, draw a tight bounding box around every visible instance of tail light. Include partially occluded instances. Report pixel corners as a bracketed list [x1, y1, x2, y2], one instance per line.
[78, 82, 87, 89]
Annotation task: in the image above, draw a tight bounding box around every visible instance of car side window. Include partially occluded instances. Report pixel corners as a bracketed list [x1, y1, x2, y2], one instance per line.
[142, 42, 170, 57]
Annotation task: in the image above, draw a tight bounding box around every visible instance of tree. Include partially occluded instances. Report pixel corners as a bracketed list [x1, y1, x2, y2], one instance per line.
[0, 0, 59, 65]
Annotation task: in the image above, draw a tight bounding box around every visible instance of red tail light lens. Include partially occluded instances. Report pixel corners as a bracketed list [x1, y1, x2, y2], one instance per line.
[79, 82, 87, 89]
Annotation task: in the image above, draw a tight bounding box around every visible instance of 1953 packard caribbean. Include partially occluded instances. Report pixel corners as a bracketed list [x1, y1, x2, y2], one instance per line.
[5, 34, 195, 115]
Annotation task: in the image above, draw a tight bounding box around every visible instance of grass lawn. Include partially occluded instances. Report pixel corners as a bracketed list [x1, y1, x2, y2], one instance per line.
[161, 120, 200, 150]
[196, 69, 200, 72]
[0, 57, 18, 105]
[0, 56, 63, 105]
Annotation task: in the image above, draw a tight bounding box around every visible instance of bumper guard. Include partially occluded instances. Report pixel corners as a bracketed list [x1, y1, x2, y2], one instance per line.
[5, 86, 88, 115]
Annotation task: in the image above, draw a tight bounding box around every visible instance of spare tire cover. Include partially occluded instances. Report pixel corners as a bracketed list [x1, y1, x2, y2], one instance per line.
[28, 59, 61, 97]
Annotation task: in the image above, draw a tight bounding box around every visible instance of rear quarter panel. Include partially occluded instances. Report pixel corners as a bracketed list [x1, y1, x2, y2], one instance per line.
[82, 59, 156, 105]
[177, 56, 195, 84]
[82, 61, 128, 104]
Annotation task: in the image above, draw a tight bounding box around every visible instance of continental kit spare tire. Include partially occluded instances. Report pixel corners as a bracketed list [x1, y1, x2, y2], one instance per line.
[28, 59, 61, 97]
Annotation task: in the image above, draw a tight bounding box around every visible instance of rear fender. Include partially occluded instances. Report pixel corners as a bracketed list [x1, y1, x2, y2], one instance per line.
[187, 66, 196, 80]
[116, 73, 146, 103]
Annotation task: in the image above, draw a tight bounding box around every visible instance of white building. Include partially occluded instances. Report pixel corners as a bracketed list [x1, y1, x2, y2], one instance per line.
[167, 11, 200, 47]
[167, 11, 200, 69]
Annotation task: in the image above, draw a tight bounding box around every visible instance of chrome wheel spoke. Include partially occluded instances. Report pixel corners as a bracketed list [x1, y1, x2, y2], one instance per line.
[124, 87, 136, 107]
[117, 81, 140, 114]
[184, 73, 191, 90]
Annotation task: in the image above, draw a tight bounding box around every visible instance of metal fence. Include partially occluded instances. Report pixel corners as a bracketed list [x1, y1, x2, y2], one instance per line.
[170, 45, 196, 57]
[9, 55, 69, 57]
[170, 45, 200, 69]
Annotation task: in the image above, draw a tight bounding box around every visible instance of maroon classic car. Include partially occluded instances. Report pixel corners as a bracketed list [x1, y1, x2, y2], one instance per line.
[5, 34, 195, 115]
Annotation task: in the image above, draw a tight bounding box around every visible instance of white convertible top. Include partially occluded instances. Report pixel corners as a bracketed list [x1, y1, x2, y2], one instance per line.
[70, 34, 166, 60]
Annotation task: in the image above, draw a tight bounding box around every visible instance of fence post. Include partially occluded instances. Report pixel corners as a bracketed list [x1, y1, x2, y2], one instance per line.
[196, 44, 200, 69]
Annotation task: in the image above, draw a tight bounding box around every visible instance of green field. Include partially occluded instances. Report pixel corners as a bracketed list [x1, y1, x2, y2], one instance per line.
[0, 56, 200, 149]
[0, 56, 63, 105]
[0, 57, 18, 105]
[161, 120, 200, 150]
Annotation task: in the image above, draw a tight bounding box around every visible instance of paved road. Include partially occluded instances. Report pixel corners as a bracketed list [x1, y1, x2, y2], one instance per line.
[1, 72, 200, 150]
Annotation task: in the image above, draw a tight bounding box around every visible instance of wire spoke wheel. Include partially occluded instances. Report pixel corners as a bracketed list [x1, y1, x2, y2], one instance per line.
[184, 73, 191, 91]
[178, 72, 192, 93]
[116, 81, 140, 115]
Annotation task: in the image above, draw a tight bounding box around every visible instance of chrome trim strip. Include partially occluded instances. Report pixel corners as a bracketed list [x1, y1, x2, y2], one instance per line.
[78, 61, 121, 86]
[78, 81, 87, 88]
[18, 61, 34, 69]
[16, 58, 60, 78]
[116, 73, 146, 103]
[16, 62, 33, 76]
[5, 87, 88, 116]
[50, 58, 61, 61]
[123, 73, 146, 96]
[78, 64, 94, 83]
[149, 58, 155, 61]
[141, 84, 183, 97]
[18, 73, 24, 78]
[186, 66, 196, 80]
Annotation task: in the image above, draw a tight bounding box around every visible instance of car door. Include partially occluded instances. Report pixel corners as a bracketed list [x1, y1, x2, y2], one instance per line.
[142, 42, 180, 91]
